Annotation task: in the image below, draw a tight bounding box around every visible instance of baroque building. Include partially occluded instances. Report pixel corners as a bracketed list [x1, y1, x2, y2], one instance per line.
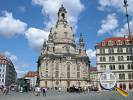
[96, 36, 133, 91]
[37, 5, 90, 88]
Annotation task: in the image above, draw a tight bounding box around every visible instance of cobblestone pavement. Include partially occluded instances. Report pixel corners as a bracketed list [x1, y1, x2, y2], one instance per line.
[0, 90, 133, 100]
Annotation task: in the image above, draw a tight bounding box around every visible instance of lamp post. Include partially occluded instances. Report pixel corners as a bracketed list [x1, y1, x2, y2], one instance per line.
[123, 0, 131, 38]
[123, 0, 133, 65]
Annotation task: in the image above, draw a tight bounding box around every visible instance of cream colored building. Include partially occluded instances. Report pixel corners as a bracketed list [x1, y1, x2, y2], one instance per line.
[24, 71, 37, 88]
[96, 36, 133, 91]
[37, 5, 90, 88]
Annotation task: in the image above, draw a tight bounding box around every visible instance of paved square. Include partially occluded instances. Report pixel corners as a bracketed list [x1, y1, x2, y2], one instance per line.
[0, 90, 133, 100]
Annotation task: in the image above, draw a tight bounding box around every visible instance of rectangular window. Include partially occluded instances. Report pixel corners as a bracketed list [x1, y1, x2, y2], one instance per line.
[55, 71, 59, 78]
[100, 48, 105, 54]
[128, 73, 132, 79]
[67, 72, 70, 78]
[77, 72, 80, 78]
[119, 74, 125, 80]
[45, 71, 48, 77]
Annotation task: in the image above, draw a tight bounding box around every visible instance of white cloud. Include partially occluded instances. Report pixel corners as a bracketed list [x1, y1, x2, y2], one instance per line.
[98, 13, 118, 35]
[98, 0, 133, 16]
[25, 27, 49, 50]
[32, 0, 84, 30]
[0, 11, 48, 51]
[113, 20, 133, 37]
[4, 51, 18, 62]
[0, 11, 27, 37]
[4, 51, 29, 77]
[86, 49, 96, 59]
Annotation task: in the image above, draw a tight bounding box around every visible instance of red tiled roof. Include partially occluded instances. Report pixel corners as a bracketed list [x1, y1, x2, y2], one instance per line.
[96, 36, 132, 47]
[104, 37, 128, 42]
[24, 71, 38, 77]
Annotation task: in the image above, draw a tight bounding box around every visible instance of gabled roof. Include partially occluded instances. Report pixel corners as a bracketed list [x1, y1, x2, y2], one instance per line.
[24, 71, 38, 78]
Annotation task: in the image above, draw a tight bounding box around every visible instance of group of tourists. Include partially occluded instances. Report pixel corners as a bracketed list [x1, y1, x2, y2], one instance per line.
[67, 86, 89, 93]
[33, 86, 47, 96]
[0, 85, 9, 95]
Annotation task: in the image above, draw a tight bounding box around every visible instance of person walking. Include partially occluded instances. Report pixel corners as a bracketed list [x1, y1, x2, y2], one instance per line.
[42, 87, 46, 96]
[37, 86, 41, 96]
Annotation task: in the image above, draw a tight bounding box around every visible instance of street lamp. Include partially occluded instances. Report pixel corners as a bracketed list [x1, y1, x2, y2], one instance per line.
[123, 0, 131, 40]
[123, 0, 133, 67]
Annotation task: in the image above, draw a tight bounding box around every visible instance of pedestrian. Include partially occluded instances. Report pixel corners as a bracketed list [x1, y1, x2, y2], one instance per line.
[37, 86, 41, 96]
[59, 87, 61, 92]
[42, 87, 46, 96]
[3, 86, 7, 95]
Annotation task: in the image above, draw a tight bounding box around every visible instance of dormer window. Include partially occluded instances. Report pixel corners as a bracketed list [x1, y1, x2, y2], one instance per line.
[108, 40, 113, 46]
[125, 40, 130, 45]
[61, 13, 65, 19]
[102, 42, 105, 46]
[117, 40, 122, 45]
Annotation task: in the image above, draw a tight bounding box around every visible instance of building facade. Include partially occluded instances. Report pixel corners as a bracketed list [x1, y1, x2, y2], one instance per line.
[96, 36, 133, 91]
[37, 5, 90, 88]
[89, 67, 98, 88]
[0, 54, 17, 86]
[23, 71, 37, 88]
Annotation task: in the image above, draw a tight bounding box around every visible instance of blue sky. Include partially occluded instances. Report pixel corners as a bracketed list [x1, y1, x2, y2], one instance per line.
[0, 0, 133, 77]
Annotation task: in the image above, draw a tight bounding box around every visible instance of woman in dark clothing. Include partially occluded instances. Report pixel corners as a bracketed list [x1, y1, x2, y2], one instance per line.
[42, 87, 46, 96]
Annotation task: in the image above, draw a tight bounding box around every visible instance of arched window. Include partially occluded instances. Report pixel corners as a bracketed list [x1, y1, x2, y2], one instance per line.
[45, 61, 48, 70]
[119, 73, 125, 79]
[129, 83, 133, 90]
[109, 56, 112, 61]
[61, 13, 65, 19]
[118, 56, 120, 61]
[108, 48, 114, 53]
[77, 63, 80, 78]
[112, 56, 115, 61]
[110, 65, 113, 70]
[77, 63, 80, 71]
[123, 84, 126, 90]
[122, 65, 124, 70]
[127, 56, 130, 61]
[117, 47, 123, 53]
[131, 64, 133, 70]
[113, 65, 115, 70]
[103, 57, 106, 62]
[128, 64, 131, 69]
[128, 73, 132, 79]
[119, 65, 121, 70]
[67, 62, 70, 78]
[55, 62, 59, 70]
[55, 62, 59, 78]
[119, 84, 122, 89]
[121, 56, 124, 61]
[126, 47, 130, 53]
[100, 57, 102, 62]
